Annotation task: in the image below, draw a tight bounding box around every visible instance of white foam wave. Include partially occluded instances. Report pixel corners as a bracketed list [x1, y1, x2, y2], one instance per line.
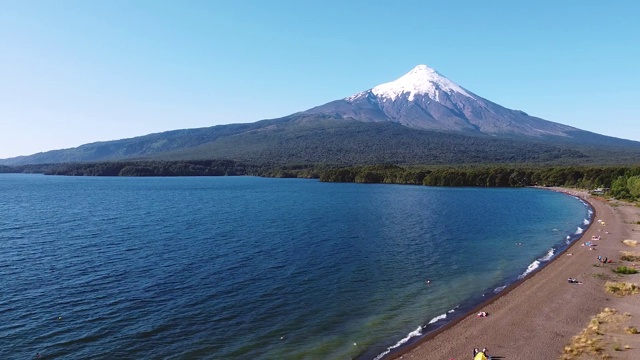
[373, 326, 423, 360]
[518, 248, 555, 279]
[373, 304, 460, 360]
[518, 260, 540, 279]
[583, 218, 590, 225]
[428, 313, 447, 324]
[575, 227, 584, 235]
[494, 285, 507, 293]
[540, 248, 555, 262]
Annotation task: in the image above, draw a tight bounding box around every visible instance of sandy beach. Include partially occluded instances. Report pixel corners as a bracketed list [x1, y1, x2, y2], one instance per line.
[392, 188, 640, 360]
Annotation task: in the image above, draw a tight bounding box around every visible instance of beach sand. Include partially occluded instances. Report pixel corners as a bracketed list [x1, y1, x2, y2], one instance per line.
[391, 188, 640, 360]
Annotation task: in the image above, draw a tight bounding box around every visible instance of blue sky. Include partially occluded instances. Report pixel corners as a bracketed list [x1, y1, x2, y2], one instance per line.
[1, 1, 639, 158]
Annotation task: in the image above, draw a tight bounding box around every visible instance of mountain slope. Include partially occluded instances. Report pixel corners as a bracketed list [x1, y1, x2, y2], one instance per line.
[152, 119, 594, 165]
[301, 65, 578, 137]
[2, 65, 639, 166]
[0, 119, 288, 165]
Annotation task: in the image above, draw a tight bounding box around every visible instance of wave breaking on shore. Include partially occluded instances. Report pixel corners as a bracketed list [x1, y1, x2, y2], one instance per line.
[373, 307, 459, 360]
[368, 190, 594, 360]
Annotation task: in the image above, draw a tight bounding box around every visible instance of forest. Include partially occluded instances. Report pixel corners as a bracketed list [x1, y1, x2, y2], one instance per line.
[318, 164, 640, 200]
[2, 161, 640, 201]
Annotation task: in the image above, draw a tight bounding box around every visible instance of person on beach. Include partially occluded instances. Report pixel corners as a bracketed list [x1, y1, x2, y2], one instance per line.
[473, 347, 489, 360]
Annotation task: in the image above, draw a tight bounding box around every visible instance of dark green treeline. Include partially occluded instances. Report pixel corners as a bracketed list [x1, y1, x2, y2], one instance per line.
[3, 161, 640, 201]
[2, 160, 324, 179]
[319, 164, 640, 200]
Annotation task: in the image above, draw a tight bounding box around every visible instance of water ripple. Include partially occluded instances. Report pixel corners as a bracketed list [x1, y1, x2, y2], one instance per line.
[0, 175, 589, 360]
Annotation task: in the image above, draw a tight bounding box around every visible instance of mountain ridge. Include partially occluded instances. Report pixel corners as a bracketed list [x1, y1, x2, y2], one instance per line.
[2, 65, 639, 166]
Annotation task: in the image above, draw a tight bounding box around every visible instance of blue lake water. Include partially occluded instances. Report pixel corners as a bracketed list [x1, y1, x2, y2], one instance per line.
[0, 174, 590, 359]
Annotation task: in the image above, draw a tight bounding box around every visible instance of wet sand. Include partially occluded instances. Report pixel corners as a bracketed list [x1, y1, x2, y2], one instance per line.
[392, 188, 640, 359]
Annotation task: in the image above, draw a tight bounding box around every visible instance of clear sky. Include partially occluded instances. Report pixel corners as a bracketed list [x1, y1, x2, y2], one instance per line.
[1, 1, 639, 159]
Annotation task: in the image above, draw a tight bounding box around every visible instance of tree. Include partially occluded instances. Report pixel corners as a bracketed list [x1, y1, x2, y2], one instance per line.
[627, 176, 640, 199]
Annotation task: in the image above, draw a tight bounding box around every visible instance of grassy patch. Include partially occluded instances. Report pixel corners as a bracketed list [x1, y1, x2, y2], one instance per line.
[593, 272, 611, 280]
[626, 326, 639, 334]
[562, 308, 618, 359]
[613, 266, 639, 274]
[620, 251, 640, 262]
[614, 344, 632, 351]
[605, 281, 640, 296]
[620, 251, 640, 261]
[562, 308, 636, 359]
[623, 239, 639, 247]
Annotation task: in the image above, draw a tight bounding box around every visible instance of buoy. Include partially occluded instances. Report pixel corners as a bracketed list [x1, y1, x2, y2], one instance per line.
[58, 316, 62, 320]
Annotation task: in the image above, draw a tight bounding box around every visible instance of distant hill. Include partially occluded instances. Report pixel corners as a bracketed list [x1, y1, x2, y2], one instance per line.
[2, 65, 640, 166]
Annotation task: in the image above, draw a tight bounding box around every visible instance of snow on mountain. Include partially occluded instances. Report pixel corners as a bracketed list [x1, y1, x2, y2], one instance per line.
[347, 64, 474, 102]
[303, 64, 578, 137]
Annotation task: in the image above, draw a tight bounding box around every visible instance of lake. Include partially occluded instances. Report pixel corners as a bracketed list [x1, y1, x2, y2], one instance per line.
[0, 174, 590, 359]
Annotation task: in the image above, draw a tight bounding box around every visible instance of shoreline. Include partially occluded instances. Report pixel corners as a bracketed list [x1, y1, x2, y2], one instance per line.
[375, 187, 592, 359]
[372, 189, 591, 359]
[387, 187, 640, 359]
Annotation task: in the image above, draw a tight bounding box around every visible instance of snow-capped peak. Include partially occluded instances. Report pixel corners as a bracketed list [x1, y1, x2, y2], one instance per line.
[346, 65, 474, 102]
